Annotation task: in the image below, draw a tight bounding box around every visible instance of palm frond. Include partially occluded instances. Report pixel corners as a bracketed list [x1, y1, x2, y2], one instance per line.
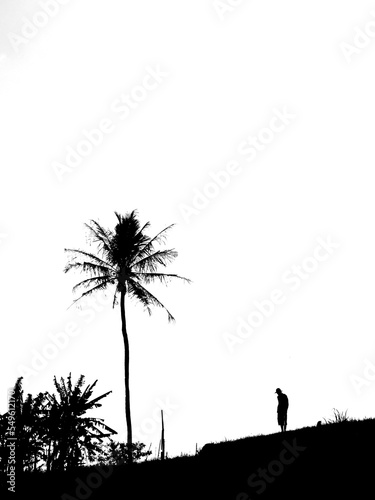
[64, 260, 114, 278]
[67, 280, 112, 310]
[133, 249, 178, 272]
[84, 220, 113, 257]
[133, 224, 175, 262]
[136, 272, 191, 286]
[72, 275, 113, 293]
[64, 248, 116, 272]
[128, 279, 175, 322]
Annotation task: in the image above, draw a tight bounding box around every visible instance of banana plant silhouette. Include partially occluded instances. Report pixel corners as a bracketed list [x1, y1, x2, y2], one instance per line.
[64, 211, 190, 463]
[45, 374, 115, 470]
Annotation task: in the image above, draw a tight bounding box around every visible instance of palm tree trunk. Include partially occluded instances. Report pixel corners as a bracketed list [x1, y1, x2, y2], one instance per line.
[120, 289, 132, 463]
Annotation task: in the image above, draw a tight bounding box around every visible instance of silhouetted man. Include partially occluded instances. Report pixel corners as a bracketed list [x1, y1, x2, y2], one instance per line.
[275, 388, 288, 432]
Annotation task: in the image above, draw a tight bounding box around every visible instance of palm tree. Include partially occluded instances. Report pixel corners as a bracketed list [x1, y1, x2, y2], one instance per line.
[64, 211, 190, 462]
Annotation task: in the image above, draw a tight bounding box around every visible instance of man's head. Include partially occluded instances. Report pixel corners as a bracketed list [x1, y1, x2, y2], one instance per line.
[275, 388, 282, 395]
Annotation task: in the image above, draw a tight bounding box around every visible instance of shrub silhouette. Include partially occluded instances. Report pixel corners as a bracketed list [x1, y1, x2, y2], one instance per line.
[323, 408, 352, 424]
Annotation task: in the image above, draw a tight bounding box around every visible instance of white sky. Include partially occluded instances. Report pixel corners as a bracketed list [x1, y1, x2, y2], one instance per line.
[1, 0, 375, 458]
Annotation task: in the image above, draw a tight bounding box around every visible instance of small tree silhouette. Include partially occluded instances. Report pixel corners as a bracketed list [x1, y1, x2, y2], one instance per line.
[97, 439, 152, 465]
[1, 378, 47, 473]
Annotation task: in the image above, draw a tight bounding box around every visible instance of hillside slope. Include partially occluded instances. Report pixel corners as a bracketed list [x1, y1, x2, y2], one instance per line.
[5, 418, 375, 499]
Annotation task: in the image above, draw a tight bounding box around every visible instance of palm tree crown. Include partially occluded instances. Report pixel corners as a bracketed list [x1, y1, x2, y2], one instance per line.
[64, 210, 189, 318]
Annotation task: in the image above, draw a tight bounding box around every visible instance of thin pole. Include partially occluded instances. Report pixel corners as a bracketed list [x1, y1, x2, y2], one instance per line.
[161, 410, 165, 460]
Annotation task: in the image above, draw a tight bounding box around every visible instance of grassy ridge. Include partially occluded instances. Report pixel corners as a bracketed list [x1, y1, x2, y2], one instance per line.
[5, 418, 375, 499]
